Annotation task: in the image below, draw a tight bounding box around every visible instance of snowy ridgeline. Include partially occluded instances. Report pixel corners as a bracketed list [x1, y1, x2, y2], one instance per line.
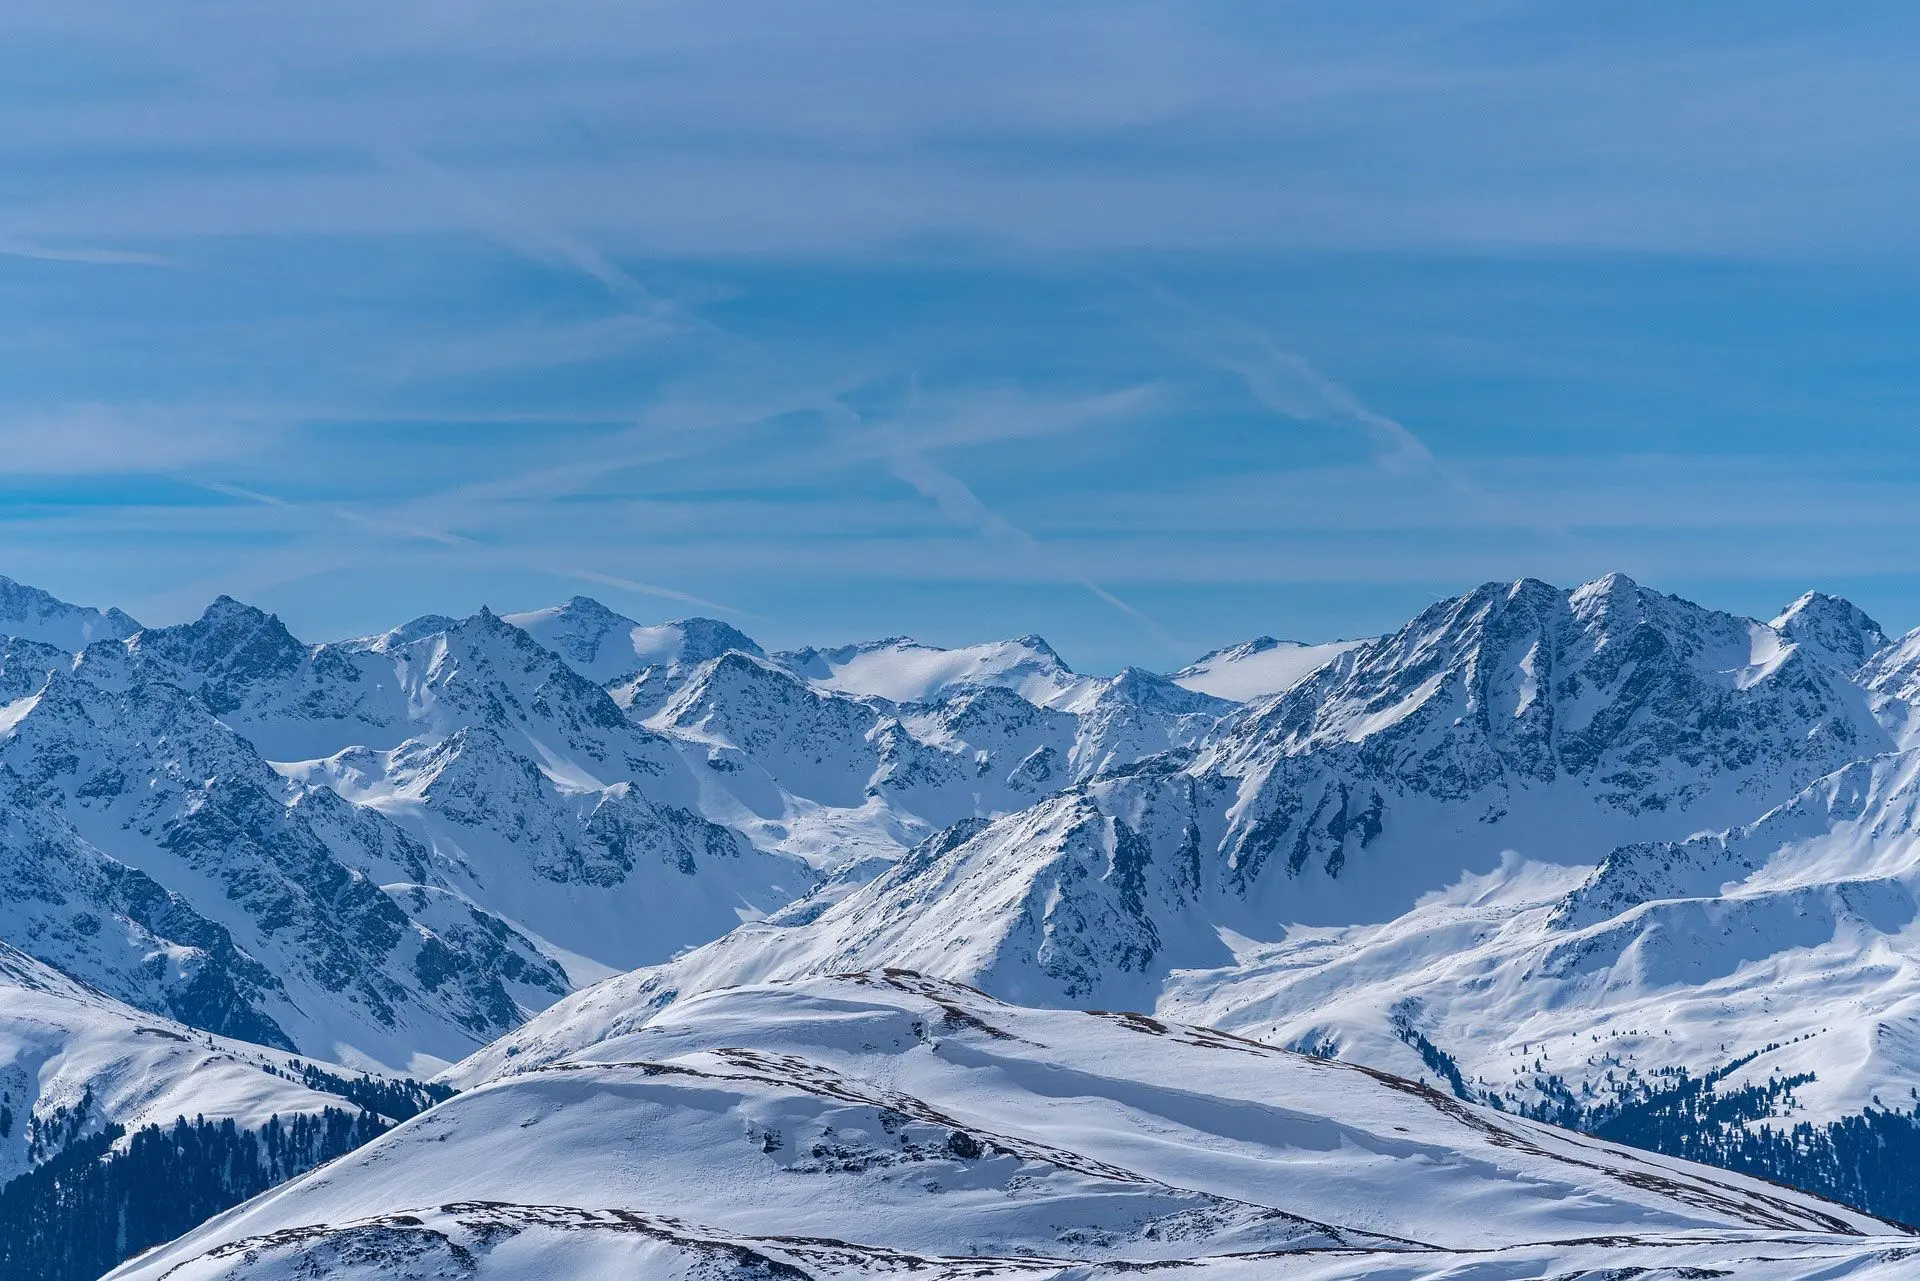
[9, 571, 1920, 1274]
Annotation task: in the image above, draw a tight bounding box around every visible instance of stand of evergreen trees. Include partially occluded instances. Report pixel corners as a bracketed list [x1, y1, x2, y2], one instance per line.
[292, 1062, 454, 1120]
[1524, 1062, 1920, 1229]
[0, 1108, 390, 1281]
[1390, 1022, 1920, 1229]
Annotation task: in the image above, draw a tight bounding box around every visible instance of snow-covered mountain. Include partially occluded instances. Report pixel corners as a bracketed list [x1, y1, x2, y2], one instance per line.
[1171, 635, 1364, 702]
[228, 605, 816, 980]
[602, 573, 1898, 1007]
[0, 581, 1244, 1079]
[114, 972, 1906, 1281]
[459, 573, 1920, 1232]
[503, 596, 765, 687]
[775, 633, 1099, 708]
[0, 575, 139, 653]
[0, 628, 571, 1071]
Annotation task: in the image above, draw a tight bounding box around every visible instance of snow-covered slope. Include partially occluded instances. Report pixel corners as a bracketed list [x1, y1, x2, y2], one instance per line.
[776, 634, 1099, 709]
[1151, 743, 1920, 1131]
[115, 973, 1906, 1281]
[1861, 622, 1920, 748]
[0, 940, 413, 1184]
[0, 575, 139, 653]
[1171, 636, 1363, 702]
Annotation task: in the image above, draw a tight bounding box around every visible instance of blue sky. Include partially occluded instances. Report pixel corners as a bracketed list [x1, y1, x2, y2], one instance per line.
[3, 3, 1919, 671]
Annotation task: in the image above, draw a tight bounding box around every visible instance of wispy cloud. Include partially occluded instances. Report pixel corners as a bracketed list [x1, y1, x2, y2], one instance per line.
[4, 2, 1915, 663]
[374, 144, 678, 322]
[184, 469, 760, 618]
[10, 5, 1917, 254]
[0, 407, 275, 475]
[1140, 282, 1436, 472]
[1141, 284, 1617, 575]
[380, 313, 685, 382]
[0, 240, 173, 267]
[190, 478, 295, 508]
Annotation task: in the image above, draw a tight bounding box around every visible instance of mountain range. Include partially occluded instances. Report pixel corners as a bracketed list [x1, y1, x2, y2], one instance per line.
[3, 570, 1920, 1276]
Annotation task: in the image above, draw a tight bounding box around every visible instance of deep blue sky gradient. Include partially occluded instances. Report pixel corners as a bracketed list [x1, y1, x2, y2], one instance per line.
[4, 3, 1919, 670]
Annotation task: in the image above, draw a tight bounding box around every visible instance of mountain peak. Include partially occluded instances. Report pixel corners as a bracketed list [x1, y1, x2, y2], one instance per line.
[379, 613, 460, 647]
[504, 599, 763, 685]
[1100, 664, 1232, 714]
[659, 617, 766, 666]
[0, 574, 142, 651]
[1171, 634, 1363, 702]
[772, 633, 1092, 708]
[1772, 590, 1887, 672]
[1011, 633, 1069, 667]
[454, 605, 556, 657]
[1565, 570, 1645, 605]
[202, 593, 265, 621]
[562, 593, 618, 617]
[137, 595, 306, 684]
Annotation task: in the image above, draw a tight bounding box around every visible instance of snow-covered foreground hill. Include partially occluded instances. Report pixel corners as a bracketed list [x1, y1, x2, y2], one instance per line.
[113, 974, 1911, 1281]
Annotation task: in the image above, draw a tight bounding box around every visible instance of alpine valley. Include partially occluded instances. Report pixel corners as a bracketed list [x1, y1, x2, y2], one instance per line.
[5, 571, 1920, 1277]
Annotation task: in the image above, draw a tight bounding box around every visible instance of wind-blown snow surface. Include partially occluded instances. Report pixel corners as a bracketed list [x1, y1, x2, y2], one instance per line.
[113, 974, 1910, 1281]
